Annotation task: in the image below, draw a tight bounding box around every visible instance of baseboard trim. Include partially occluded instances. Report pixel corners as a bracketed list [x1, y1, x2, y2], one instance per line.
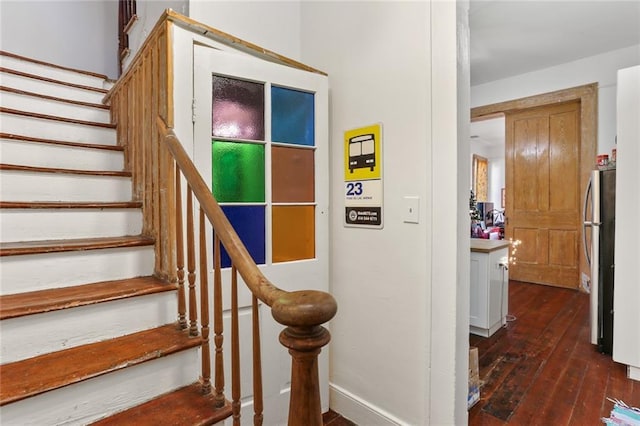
[628, 365, 640, 381]
[329, 383, 408, 426]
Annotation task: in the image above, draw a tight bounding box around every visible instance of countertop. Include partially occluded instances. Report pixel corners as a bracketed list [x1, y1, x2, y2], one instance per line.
[470, 239, 510, 253]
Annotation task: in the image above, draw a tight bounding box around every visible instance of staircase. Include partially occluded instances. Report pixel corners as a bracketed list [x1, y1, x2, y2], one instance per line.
[0, 52, 232, 424]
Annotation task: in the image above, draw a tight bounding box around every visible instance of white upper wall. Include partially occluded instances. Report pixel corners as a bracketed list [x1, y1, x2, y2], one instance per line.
[185, 1, 464, 423]
[0, 0, 119, 79]
[301, 2, 464, 424]
[189, 1, 302, 61]
[301, 3, 431, 422]
[471, 44, 640, 157]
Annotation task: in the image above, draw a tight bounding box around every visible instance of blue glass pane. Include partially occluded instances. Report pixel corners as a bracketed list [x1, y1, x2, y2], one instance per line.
[271, 86, 314, 146]
[216, 206, 265, 268]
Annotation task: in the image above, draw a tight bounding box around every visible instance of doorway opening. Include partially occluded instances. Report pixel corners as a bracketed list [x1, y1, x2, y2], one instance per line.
[471, 83, 597, 290]
[470, 115, 506, 237]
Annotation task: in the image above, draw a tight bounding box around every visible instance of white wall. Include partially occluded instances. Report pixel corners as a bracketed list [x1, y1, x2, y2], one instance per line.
[301, 2, 464, 424]
[185, 2, 465, 423]
[0, 1, 119, 79]
[454, 2, 472, 424]
[189, 1, 302, 61]
[471, 44, 640, 157]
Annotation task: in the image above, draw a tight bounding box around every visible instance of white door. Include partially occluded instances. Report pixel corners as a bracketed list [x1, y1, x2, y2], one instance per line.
[193, 44, 329, 424]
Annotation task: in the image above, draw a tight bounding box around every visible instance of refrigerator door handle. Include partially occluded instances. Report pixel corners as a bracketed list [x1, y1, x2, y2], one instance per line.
[583, 175, 593, 266]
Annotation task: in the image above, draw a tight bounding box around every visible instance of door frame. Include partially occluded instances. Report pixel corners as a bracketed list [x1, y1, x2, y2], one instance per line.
[192, 43, 330, 420]
[471, 83, 598, 289]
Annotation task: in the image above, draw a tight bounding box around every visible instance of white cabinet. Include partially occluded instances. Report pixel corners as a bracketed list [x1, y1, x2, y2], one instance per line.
[470, 239, 510, 337]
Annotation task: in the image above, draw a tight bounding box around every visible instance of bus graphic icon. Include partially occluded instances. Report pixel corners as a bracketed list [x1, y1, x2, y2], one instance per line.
[349, 134, 375, 173]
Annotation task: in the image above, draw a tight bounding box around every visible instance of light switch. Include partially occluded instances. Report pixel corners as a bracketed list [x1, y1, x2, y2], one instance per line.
[403, 196, 420, 224]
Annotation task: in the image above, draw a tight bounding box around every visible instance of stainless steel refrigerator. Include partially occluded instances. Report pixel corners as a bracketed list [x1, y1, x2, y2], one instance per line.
[583, 168, 616, 354]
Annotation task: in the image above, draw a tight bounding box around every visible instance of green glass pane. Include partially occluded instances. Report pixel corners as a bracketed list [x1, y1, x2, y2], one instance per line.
[212, 140, 265, 202]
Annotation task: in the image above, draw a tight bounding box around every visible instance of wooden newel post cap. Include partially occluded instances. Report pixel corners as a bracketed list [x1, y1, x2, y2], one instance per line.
[271, 290, 337, 328]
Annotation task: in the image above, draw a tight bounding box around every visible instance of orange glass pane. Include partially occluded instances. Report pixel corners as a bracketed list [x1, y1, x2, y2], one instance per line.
[272, 146, 314, 203]
[272, 206, 315, 263]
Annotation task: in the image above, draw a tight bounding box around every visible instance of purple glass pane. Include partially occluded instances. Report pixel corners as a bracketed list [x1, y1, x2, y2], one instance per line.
[212, 75, 265, 141]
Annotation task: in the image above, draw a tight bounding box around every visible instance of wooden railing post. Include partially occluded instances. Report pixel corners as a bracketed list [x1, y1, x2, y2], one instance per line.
[272, 291, 337, 426]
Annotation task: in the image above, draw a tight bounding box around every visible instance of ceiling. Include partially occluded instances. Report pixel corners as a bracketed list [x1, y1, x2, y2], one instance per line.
[469, 0, 640, 148]
[470, 0, 640, 86]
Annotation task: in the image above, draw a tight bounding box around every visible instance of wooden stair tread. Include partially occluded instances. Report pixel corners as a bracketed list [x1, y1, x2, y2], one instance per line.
[0, 324, 201, 405]
[0, 163, 130, 177]
[0, 50, 109, 81]
[0, 66, 109, 94]
[0, 132, 124, 151]
[0, 276, 175, 320]
[0, 85, 110, 110]
[0, 235, 155, 256]
[0, 201, 142, 209]
[0, 107, 115, 128]
[91, 383, 233, 426]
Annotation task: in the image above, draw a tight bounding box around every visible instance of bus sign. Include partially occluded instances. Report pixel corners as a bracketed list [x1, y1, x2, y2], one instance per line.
[343, 124, 383, 228]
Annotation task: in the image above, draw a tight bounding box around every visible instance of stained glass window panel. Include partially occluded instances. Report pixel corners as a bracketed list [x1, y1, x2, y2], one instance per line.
[272, 206, 315, 263]
[217, 206, 266, 268]
[271, 86, 314, 146]
[212, 76, 264, 141]
[272, 146, 314, 203]
[212, 141, 265, 203]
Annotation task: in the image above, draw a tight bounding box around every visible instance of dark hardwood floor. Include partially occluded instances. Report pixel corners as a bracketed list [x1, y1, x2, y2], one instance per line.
[323, 409, 356, 425]
[469, 280, 640, 425]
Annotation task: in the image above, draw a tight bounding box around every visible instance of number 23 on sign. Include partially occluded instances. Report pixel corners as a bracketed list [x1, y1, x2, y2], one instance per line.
[346, 182, 363, 196]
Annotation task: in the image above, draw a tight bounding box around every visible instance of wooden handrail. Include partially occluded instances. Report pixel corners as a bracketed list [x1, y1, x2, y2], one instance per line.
[156, 116, 337, 424]
[156, 117, 336, 318]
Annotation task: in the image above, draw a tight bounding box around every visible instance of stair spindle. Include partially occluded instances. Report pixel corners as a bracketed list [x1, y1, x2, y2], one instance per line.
[199, 207, 212, 394]
[231, 265, 241, 424]
[175, 167, 187, 330]
[252, 295, 264, 426]
[213, 233, 225, 408]
[186, 187, 198, 337]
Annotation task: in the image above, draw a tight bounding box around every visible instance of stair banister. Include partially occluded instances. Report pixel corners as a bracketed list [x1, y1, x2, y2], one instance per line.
[156, 117, 337, 425]
[107, 10, 336, 421]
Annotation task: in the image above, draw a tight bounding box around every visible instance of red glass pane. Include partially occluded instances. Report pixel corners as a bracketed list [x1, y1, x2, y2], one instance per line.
[272, 146, 314, 203]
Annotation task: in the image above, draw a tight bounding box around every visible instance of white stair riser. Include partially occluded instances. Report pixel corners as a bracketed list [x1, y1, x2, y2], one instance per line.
[0, 72, 106, 104]
[0, 139, 124, 171]
[1, 114, 116, 145]
[1, 209, 142, 241]
[0, 55, 108, 89]
[1, 293, 177, 363]
[1, 90, 111, 123]
[0, 171, 132, 202]
[0, 350, 198, 426]
[0, 247, 155, 295]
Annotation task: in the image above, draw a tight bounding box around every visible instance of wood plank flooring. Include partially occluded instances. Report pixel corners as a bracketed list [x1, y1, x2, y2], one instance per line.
[470, 280, 640, 425]
[323, 409, 356, 426]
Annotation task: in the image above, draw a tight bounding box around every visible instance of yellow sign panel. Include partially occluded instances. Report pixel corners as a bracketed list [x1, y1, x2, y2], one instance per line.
[344, 124, 382, 181]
